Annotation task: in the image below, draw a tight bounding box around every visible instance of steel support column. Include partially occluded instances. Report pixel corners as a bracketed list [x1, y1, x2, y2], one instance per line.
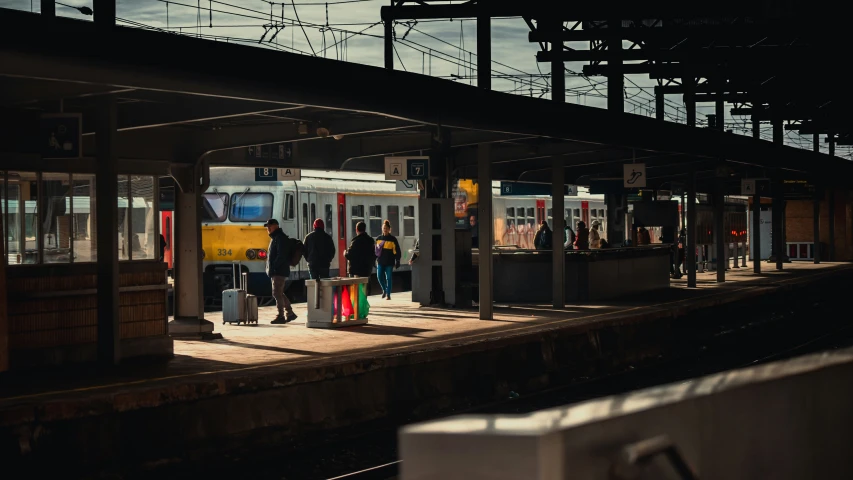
[95, 96, 120, 365]
[552, 157, 565, 308]
[814, 188, 821, 264]
[169, 164, 215, 336]
[550, 19, 564, 103]
[828, 190, 836, 261]
[40, 0, 54, 17]
[684, 78, 696, 127]
[687, 170, 697, 288]
[477, 143, 493, 320]
[607, 19, 623, 112]
[753, 190, 761, 273]
[714, 177, 726, 283]
[384, 3, 393, 71]
[655, 86, 665, 121]
[773, 174, 784, 270]
[829, 135, 836, 157]
[715, 75, 725, 132]
[93, 0, 116, 27]
[476, 7, 491, 90]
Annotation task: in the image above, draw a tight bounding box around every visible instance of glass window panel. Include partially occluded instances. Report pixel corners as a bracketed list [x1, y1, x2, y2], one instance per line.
[324, 204, 333, 235]
[310, 203, 316, 226]
[302, 203, 309, 237]
[4, 172, 37, 265]
[351, 205, 364, 240]
[72, 174, 96, 262]
[369, 205, 382, 237]
[285, 194, 295, 220]
[0, 172, 5, 265]
[201, 193, 228, 222]
[229, 192, 273, 222]
[118, 175, 130, 260]
[403, 205, 415, 237]
[41, 172, 72, 264]
[130, 175, 156, 260]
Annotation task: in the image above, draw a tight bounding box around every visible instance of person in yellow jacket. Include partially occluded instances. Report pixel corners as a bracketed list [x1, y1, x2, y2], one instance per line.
[374, 220, 401, 300]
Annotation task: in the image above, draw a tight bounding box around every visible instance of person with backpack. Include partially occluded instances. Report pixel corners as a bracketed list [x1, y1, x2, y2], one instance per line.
[346, 221, 375, 277]
[564, 223, 576, 250]
[375, 220, 401, 300]
[533, 221, 553, 250]
[302, 218, 336, 280]
[264, 218, 297, 324]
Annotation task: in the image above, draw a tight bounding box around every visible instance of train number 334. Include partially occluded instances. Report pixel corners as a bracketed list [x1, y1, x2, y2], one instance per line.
[217, 249, 232, 256]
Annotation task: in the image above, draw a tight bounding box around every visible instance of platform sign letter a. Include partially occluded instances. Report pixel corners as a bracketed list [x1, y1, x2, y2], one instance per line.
[393, 164, 401, 176]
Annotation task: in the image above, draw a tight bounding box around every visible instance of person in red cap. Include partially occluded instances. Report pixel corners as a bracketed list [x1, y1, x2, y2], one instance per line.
[302, 218, 336, 279]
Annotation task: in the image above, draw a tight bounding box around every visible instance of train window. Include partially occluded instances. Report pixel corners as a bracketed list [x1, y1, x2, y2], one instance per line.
[388, 205, 400, 236]
[591, 210, 597, 218]
[506, 208, 514, 218]
[325, 204, 333, 235]
[302, 203, 309, 237]
[284, 193, 295, 220]
[547, 208, 553, 225]
[229, 192, 273, 222]
[351, 205, 365, 240]
[369, 205, 382, 236]
[403, 205, 415, 237]
[599, 209, 605, 218]
[573, 208, 580, 217]
[310, 203, 316, 225]
[201, 193, 228, 222]
[526, 208, 534, 218]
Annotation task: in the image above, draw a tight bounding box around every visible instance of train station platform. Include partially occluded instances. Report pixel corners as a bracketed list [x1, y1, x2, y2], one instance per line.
[1, 262, 851, 471]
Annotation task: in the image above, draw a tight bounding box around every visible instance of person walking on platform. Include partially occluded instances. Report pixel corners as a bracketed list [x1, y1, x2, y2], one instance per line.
[534, 221, 553, 250]
[565, 223, 576, 250]
[346, 221, 374, 277]
[264, 218, 297, 324]
[375, 220, 401, 300]
[575, 221, 590, 250]
[303, 218, 336, 280]
[590, 220, 602, 249]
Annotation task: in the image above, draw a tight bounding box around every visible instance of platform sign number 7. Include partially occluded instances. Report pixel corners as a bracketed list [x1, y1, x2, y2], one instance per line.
[407, 158, 429, 180]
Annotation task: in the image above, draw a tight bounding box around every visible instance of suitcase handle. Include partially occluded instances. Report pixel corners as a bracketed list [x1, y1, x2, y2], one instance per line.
[242, 272, 248, 293]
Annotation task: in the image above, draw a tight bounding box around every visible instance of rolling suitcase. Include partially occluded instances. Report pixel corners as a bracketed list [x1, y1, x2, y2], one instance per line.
[243, 272, 259, 325]
[222, 263, 246, 325]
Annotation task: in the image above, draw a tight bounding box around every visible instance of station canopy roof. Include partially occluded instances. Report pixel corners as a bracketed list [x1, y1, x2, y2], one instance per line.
[1, 7, 851, 196]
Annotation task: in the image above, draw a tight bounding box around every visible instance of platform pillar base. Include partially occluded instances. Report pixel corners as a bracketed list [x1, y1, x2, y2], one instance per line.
[169, 317, 220, 339]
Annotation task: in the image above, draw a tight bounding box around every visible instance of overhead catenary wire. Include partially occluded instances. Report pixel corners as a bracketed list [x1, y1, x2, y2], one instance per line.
[117, 1, 838, 153]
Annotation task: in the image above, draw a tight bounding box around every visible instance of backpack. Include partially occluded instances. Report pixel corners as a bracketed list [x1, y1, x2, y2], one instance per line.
[287, 237, 304, 267]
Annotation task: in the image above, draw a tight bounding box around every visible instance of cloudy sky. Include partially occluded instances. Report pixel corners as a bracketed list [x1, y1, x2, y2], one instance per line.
[1, 0, 844, 156]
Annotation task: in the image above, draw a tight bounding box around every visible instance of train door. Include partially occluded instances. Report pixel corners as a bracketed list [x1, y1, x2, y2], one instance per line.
[535, 200, 546, 225]
[581, 201, 590, 227]
[337, 193, 347, 275]
[298, 192, 318, 274]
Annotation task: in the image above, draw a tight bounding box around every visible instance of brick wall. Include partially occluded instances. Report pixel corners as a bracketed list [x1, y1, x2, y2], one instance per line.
[785, 191, 852, 261]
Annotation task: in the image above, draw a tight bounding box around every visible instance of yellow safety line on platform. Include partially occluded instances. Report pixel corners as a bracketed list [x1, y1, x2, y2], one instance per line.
[1, 268, 845, 404]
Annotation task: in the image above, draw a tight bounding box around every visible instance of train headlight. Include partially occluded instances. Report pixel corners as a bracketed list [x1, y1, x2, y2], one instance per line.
[258, 249, 267, 260]
[246, 249, 257, 260]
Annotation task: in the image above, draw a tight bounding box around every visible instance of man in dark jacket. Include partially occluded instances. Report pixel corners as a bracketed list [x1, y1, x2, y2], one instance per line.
[345, 221, 374, 277]
[264, 218, 296, 324]
[303, 218, 336, 280]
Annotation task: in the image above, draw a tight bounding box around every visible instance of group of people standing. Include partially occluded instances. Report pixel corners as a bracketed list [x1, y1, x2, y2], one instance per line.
[262, 217, 402, 325]
[533, 219, 607, 251]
